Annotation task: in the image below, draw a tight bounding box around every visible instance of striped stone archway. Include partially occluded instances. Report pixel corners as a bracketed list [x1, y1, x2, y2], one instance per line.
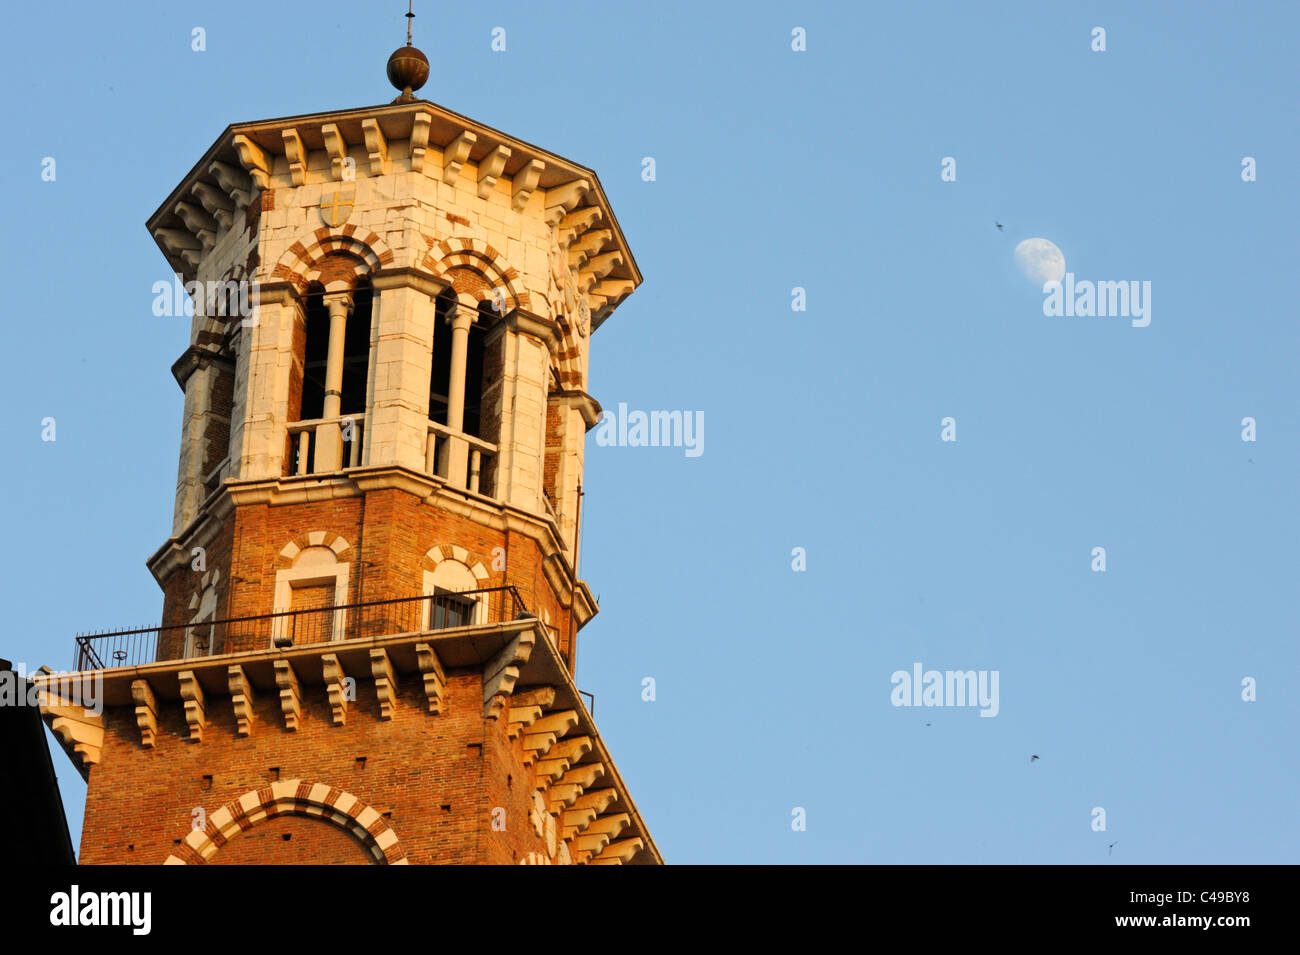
[164, 780, 408, 864]
[420, 235, 528, 312]
[278, 531, 353, 570]
[269, 228, 394, 292]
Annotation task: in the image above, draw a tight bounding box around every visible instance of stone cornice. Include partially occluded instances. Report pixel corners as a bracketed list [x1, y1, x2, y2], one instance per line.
[573, 580, 598, 625]
[346, 465, 444, 499]
[483, 307, 564, 355]
[147, 489, 234, 583]
[253, 280, 305, 308]
[540, 553, 598, 627]
[170, 344, 235, 391]
[370, 266, 452, 297]
[36, 678, 104, 782]
[145, 100, 641, 330]
[548, 389, 603, 431]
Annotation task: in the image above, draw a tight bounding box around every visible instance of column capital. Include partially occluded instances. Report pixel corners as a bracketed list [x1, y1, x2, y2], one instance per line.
[320, 290, 354, 427]
[482, 307, 562, 353]
[251, 281, 305, 309]
[370, 267, 451, 298]
[321, 291, 355, 316]
[446, 295, 479, 331]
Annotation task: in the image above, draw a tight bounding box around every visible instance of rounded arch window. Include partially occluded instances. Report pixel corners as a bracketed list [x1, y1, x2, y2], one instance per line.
[422, 558, 486, 629]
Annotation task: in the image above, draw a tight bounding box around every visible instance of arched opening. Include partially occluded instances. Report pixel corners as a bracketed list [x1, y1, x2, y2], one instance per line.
[339, 281, 373, 418]
[427, 290, 499, 495]
[422, 556, 487, 630]
[300, 287, 330, 422]
[209, 813, 378, 865]
[291, 279, 372, 475]
[164, 780, 407, 865]
[428, 289, 455, 428]
[465, 301, 497, 437]
[428, 291, 492, 438]
[273, 545, 350, 646]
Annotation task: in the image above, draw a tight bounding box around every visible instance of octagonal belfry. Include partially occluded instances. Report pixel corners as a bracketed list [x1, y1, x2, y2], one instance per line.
[147, 98, 640, 666]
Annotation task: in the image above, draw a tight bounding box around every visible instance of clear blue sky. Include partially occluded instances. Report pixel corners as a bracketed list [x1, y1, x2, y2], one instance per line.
[1, 1, 1295, 864]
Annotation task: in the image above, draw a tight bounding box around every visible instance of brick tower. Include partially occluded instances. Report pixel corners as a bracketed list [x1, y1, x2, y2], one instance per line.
[40, 32, 659, 865]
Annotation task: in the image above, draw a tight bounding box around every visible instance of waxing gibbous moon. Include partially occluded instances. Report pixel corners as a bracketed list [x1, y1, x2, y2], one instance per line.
[1013, 238, 1066, 286]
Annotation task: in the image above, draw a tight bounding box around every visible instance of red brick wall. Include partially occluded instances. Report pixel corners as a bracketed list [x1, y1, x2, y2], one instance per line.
[159, 486, 575, 664]
[210, 813, 375, 864]
[543, 401, 562, 512]
[78, 670, 548, 865]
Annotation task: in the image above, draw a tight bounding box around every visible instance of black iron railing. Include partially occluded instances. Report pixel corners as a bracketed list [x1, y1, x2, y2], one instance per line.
[74, 586, 529, 671]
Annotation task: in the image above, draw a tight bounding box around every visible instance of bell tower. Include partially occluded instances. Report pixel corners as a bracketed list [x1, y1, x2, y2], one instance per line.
[44, 23, 659, 866]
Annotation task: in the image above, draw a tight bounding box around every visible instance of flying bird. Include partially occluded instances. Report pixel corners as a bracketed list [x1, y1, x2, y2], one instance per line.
[924, 722, 931, 727]
[995, 221, 1004, 231]
[1030, 754, 1040, 763]
[1108, 842, 1118, 856]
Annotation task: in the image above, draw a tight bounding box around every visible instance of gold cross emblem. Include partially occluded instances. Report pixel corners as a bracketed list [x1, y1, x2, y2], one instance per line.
[319, 189, 355, 227]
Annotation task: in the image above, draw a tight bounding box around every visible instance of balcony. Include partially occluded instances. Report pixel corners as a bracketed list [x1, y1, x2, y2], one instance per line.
[284, 417, 496, 498]
[74, 586, 529, 672]
[288, 416, 365, 475]
[426, 421, 496, 496]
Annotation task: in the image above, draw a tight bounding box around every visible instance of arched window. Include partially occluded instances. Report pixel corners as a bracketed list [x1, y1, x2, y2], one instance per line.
[272, 545, 351, 646]
[422, 558, 486, 630]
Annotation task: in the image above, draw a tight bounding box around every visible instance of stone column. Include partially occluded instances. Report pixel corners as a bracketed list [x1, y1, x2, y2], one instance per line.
[442, 294, 477, 486]
[315, 292, 353, 471]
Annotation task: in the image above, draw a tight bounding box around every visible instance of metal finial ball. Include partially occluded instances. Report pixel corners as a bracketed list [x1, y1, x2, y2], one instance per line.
[387, 45, 429, 96]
